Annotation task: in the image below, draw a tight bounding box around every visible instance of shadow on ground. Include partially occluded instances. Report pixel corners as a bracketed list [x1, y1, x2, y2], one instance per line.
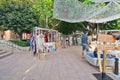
[93, 73, 113, 80]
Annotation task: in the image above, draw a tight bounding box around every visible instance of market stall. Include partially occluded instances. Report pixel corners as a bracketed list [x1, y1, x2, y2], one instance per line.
[33, 27, 59, 52]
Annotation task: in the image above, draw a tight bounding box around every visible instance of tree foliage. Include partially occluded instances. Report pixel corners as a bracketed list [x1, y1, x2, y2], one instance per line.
[57, 21, 87, 35]
[32, 0, 53, 28]
[100, 19, 120, 30]
[32, 0, 62, 29]
[0, 0, 39, 38]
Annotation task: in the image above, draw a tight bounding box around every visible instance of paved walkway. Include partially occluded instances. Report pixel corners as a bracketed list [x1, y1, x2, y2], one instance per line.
[0, 46, 119, 80]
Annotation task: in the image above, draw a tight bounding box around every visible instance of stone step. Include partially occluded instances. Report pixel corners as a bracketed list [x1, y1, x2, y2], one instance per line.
[0, 50, 7, 54]
[0, 51, 13, 59]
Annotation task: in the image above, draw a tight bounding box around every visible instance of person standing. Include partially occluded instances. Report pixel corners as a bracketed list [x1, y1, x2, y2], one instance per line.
[61, 37, 66, 48]
[30, 33, 36, 56]
[36, 32, 45, 54]
[81, 32, 89, 57]
[69, 36, 73, 46]
[3, 35, 6, 40]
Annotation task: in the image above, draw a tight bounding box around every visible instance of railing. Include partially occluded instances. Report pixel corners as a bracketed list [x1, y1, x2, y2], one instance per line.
[0, 40, 29, 53]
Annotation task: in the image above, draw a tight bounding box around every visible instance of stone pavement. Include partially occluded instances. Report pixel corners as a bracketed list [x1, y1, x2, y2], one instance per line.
[0, 46, 119, 80]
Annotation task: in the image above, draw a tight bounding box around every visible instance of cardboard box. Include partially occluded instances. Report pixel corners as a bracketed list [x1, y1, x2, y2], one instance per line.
[39, 53, 47, 60]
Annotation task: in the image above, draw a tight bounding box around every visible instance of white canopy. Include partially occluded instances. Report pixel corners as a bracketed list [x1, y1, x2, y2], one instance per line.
[53, 0, 120, 23]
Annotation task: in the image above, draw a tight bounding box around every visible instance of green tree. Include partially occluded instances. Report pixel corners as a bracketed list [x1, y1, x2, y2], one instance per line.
[32, 0, 52, 28]
[57, 21, 88, 35]
[32, 0, 62, 29]
[100, 19, 120, 30]
[0, 0, 39, 38]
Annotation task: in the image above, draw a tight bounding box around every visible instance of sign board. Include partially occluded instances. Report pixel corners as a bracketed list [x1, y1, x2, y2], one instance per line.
[98, 34, 115, 42]
[97, 45, 115, 51]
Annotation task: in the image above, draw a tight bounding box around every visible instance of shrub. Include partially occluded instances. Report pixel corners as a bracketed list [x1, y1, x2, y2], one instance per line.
[9, 39, 27, 47]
